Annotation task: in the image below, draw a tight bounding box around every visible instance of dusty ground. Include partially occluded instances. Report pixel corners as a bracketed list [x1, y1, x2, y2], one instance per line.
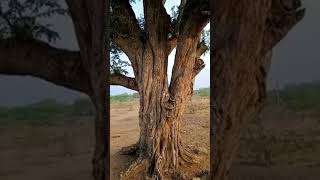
[110, 97, 210, 179]
[0, 117, 95, 180]
[1, 97, 320, 180]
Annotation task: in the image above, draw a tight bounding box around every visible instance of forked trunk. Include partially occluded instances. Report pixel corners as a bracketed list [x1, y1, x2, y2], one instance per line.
[122, 88, 201, 180]
[121, 41, 204, 179]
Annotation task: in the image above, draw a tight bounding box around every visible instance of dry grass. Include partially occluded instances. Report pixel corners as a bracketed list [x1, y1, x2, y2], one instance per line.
[2, 96, 320, 180]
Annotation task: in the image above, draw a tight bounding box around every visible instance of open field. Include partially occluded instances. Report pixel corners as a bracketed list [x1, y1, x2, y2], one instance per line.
[1, 84, 320, 179]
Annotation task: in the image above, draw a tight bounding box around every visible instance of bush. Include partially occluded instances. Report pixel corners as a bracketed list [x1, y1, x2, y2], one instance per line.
[268, 81, 320, 111]
[195, 88, 210, 97]
[72, 98, 95, 116]
[110, 93, 136, 102]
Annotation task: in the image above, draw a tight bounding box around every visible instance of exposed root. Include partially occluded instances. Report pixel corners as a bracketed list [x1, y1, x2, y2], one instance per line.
[118, 142, 139, 155]
[120, 146, 208, 180]
[178, 144, 202, 167]
[120, 158, 149, 180]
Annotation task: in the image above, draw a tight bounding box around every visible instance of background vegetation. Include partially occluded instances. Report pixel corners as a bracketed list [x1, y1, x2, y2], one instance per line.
[2, 81, 320, 126]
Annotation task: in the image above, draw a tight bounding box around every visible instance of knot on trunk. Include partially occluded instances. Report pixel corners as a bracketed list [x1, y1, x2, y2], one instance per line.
[193, 58, 205, 76]
[161, 93, 178, 118]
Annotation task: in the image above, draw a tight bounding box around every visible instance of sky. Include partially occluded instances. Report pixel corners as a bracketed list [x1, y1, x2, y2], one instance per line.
[0, 0, 319, 106]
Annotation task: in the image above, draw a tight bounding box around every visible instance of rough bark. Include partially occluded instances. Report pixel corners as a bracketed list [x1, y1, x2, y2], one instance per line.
[114, 1, 209, 178]
[66, 0, 109, 179]
[0, 38, 137, 94]
[0, 39, 90, 94]
[210, 0, 305, 179]
[121, 45, 206, 180]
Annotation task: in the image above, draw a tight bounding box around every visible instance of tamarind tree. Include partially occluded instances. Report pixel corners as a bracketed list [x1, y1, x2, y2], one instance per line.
[110, 0, 210, 179]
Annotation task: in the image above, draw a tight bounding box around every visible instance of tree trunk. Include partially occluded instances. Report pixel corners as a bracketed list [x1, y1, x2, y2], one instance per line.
[66, 1, 109, 179]
[211, 52, 272, 180]
[91, 85, 109, 180]
[122, 86, 201, 180]
[210, 0, 305, 179]
[121, 40, 204, 179]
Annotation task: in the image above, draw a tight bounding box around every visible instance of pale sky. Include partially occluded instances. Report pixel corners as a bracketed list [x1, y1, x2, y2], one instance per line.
[110, 0, 210, 95]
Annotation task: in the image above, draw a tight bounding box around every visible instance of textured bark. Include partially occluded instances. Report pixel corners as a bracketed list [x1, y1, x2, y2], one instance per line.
[115, 1, 209, 179]
[0, 39, 90, 94]
[210, 0, 305, 179]
[65, 0, 109, 179]
[0, 38, 137, 94]
[121, 44, 204, 180]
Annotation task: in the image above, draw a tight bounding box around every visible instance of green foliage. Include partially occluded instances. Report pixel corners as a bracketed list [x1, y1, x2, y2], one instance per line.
[110, 93, 137, 102]
[268, 81, 320, 111]
[110, 42, 130, 75]
[194, 88, 210, 97]
[0, 0, 67, 42]
[72, 98, 95, 116]
[6, 99, 69, 121]
[0, 98, 94, 126]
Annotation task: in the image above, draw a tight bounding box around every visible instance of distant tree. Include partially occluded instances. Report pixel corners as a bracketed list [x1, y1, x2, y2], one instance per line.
[0, 0, 108, 179]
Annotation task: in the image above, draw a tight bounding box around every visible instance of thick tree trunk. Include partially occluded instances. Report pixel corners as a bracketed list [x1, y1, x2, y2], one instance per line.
[211, 52, 272, 180]
[91, 88, 109, 180]
[119, 40, 203, 179]
[210, 0, 305, 179]
[122, 89, 202, 180]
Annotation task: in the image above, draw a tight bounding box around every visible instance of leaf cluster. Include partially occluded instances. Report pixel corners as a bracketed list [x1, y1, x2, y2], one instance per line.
[0, 0, 67, 42]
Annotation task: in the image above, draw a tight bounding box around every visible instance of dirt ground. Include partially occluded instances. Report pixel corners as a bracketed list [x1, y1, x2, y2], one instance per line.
[1, 97, 320, 180]
[110, 97, 210, 179]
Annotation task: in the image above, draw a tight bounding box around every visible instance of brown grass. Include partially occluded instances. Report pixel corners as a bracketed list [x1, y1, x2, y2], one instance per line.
[1, 97, 320, 179]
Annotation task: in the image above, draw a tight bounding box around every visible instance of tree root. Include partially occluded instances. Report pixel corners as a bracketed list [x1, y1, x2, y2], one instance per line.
[118, 142, 139, 155]
[120, 158, 149, 180]
[120, 146, 208, 180]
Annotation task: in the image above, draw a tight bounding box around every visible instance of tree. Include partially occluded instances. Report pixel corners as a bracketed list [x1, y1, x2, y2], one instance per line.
[0, 0, 108, 180]
[211, 0, 305, 179]
[110, 0, 209, 179]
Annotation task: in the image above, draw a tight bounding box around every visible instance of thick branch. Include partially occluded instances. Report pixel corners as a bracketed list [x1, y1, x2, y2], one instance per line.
[143, 0, 171, 47]
[174, 0, 187, 36]
[111, 0, 144, 72]
[66, 0, 106, 70]
[178, 0, 209, 37]
[168, 0, 209, 97]
[110, 74, 138, 91]
[0, 39, 90, 94]
[263, 0, 305, 53]
[197, 41, 209, 57]
[193, 58, 205, 77]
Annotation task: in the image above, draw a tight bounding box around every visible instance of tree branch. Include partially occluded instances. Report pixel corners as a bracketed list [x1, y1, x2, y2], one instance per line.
[0, 39, 91, 94]
[65, 0, 107, 70]
[111, 0, 144, 72]
[197, 41, 209, 57]
[263, 0, 305, 53]
[143, 0, 171, 47]
[110, 74, 138, 91]
[178, 0, 209, 37]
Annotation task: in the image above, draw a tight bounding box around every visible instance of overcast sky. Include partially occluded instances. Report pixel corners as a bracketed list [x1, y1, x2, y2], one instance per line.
[0, 0, 319, 106]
